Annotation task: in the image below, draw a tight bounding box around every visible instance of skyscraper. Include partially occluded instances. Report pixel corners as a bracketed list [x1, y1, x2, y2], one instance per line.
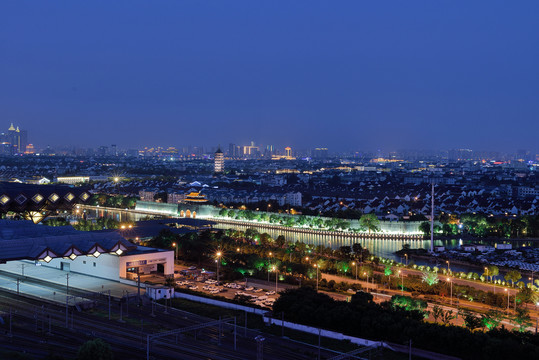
[214, 146, 224, 173]
[2, 123, 28, 154]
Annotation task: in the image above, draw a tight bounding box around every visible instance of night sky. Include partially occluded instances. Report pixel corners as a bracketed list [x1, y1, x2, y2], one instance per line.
[1, 1, 538, 153]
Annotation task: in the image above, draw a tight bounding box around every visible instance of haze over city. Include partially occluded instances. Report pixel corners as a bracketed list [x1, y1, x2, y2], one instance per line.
[1, 1, 538, 152]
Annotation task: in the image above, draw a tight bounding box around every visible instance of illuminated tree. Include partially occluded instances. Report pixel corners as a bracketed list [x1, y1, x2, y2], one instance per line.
[421, 270, 439, 286]
[359, 214, 380, 234]
[481, 309, 504, 331]
[483, 265, 499, 283]
[504, 269, 522, 287]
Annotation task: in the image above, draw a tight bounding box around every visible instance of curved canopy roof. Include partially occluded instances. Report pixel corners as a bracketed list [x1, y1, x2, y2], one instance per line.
[0, 220, 136, 263]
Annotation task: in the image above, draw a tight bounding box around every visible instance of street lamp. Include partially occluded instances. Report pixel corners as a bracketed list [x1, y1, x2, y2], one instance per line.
[398, 270, 403, 295]
[404, 254, 408, 266]
[216, 251, 222, 284]
[446, 260, 450, 274]
[505, 288, 509, 310]
[352, 262, 357, 280]
[447, 277, 452, 305]
[172, 242, 178, 262]
[268, 252, 273, 282]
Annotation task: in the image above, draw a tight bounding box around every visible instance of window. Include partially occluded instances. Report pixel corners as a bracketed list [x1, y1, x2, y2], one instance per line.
[93, 262, 96, 267]
[83, 261, 86, 264]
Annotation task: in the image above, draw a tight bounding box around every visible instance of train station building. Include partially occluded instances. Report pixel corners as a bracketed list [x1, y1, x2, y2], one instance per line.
[0, 220, 174, 282]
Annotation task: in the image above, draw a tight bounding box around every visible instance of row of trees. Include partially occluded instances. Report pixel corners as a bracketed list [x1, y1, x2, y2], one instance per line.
[90, 194, 137, 209]
[420, 213, 539, 238]
[217, 209, 381, 233]
[273, 288, 539, 360]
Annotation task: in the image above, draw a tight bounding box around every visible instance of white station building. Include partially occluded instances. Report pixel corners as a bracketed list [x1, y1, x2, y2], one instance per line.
[0, 220, 174, 282]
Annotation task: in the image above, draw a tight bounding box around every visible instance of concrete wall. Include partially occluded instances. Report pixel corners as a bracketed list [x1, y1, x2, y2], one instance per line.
[263, 316, 381, 347]
[47, 253, 121, 281]
[174, 292, 268, 315]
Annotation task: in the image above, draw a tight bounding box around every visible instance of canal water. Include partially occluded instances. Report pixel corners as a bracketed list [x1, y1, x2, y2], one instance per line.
[81, 207, 537, 273]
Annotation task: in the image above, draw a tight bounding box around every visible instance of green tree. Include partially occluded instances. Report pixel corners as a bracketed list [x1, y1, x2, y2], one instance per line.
[359, 265, 373, 278]
[359, 214, 380, 234]
[77, 338, 113, 360]
[460, 309, 483, 331]
[431, 305, 443, 323]
[481, 309, 504, 330]
[483, 265, 499, 283]
[504, 269, 522, 287]
[439, 309, 456, 325]
[418, 222, 431, 237]
[512, 307, 533, 332]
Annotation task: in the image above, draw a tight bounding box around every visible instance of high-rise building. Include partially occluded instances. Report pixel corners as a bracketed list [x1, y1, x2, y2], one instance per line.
[243, 141, 260, 157]
[312, 147, 328, 159]
[228, 143, 241, 158]
[1, 123, 28, 154]
[214, 146, 224, 173]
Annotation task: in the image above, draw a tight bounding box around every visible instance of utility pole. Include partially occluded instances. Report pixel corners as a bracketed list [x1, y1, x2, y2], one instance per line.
[430, 183, 434, 253]
[66, 273, 69, 295]
[137, 267, 141, 305]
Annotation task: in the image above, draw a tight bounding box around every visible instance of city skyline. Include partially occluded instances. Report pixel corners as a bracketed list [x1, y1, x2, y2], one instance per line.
[1, 120, 537, 160]
[1, 2, 538, 152]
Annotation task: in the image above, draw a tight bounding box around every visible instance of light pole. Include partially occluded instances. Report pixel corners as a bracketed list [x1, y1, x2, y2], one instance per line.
[404, 254, 408, 266]
[268, 252, 272, 282]
[352, 262, 357, 280]
[273, 265, 278, 292]
[398, 270, 403, 295]
[172, 242, 178, 262]
[447, 277, 452, 305]
[314, 264, 319, 292]
[505, 288, 509, 310]
[364, 272, 369, 292]
[216, 251, 222, 284]
[446, 260, 450, 274]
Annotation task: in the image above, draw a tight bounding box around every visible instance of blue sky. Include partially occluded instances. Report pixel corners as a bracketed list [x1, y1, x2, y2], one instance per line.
[1, 1, 538, 153]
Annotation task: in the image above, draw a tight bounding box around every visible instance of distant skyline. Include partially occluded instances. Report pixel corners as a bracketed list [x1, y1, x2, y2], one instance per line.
[1, 1, 538, 153]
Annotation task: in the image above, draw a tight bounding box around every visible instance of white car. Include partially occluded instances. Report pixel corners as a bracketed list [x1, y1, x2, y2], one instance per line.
[245, 286, 254, 291]
[188, 285, 198, 290]
[265, 291, 276, 295]
[253, 288, 263, 293]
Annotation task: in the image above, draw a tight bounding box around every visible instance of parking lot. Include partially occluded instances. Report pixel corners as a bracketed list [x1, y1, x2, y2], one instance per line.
[174, 274, 279, 308]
